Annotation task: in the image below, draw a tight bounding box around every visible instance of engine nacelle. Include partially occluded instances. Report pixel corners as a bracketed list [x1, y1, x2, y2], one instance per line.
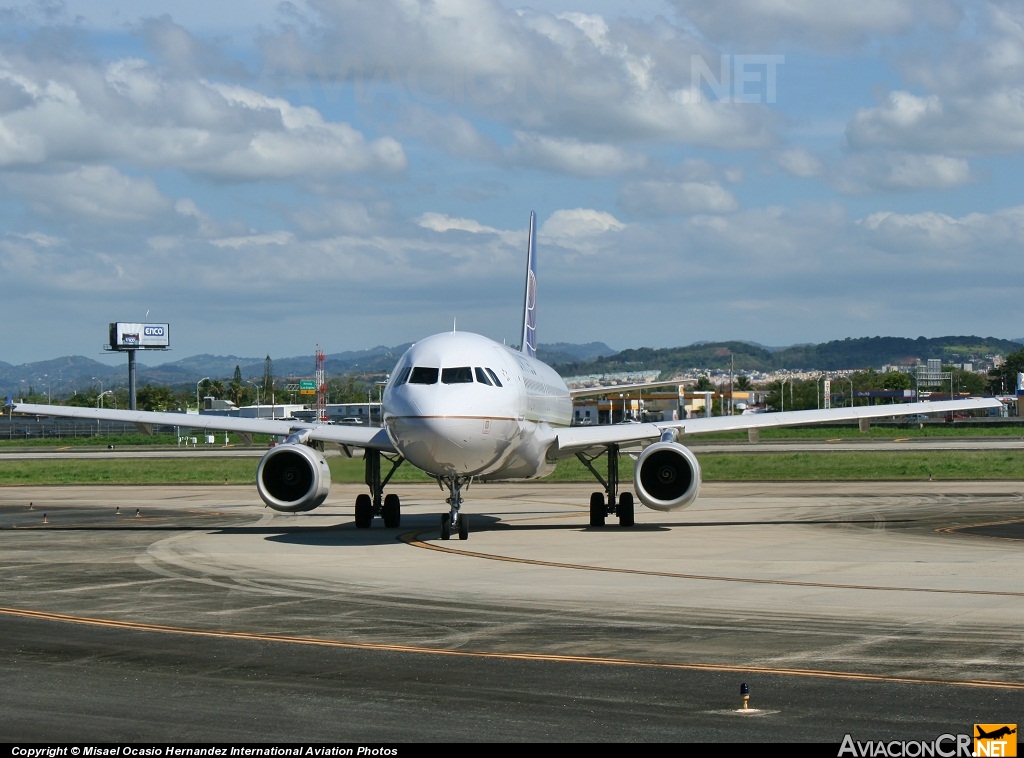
[633, 441, 702, 512]
[256, 443, 331, 512]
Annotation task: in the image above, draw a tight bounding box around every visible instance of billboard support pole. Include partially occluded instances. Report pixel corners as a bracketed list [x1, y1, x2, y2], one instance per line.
[128, 349, 137, 410]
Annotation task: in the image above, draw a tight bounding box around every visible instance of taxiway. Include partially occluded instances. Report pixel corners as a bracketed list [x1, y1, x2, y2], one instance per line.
[1, 480, 1022, 742]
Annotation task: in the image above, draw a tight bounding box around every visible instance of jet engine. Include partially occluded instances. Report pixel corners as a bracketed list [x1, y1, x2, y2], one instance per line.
[633, 441, 702, 512]
[256, 443, 331, 512]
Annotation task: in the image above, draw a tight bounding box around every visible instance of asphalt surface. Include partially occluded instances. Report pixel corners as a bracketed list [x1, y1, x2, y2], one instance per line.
[1, 477, 1022, 743]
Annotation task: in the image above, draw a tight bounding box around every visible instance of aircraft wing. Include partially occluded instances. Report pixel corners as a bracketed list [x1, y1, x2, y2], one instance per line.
[551, 396, 1003, 456]
[8, 402, 397, 452]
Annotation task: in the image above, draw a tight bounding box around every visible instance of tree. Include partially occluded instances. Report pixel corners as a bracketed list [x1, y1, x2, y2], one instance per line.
[765, 378, 820, 411]
[951, 367, 985, 396]
[229, 364, 244, 405]
[65, 389, 98, 407]
[988, 349, 1024, 395]
[882, 372, 911, 392]
[329, 376, 367, 403]
[136, 384, 176, 411]
[262, 355, 275, 404]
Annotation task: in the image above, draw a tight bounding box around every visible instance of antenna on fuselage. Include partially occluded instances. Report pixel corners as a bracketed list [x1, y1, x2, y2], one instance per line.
[453, 318, 457, 333]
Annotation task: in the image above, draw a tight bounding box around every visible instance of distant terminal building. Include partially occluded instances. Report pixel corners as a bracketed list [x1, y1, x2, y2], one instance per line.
[572, 387, 763, 425]
[200, 399, 382, 425]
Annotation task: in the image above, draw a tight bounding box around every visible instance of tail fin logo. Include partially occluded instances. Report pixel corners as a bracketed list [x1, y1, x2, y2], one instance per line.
[521, 211, 537, 358]
[523, 268, 537, 357]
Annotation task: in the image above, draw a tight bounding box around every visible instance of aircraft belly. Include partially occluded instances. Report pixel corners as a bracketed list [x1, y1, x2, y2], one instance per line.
[387, 416, 519, 477]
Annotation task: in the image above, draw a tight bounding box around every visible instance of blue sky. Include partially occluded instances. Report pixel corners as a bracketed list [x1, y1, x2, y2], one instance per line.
[2, 0, 1023, 365]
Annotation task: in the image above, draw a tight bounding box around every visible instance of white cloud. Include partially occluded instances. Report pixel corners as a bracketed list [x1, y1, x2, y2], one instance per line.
[13, 165, 171, 222]
[853, 88, 1024, 156]
[507, 132, 646, 176]
[400, 107, 499, 161]
[858, 210, 968, 248]
[671, 0, 960, 50]
[845, 4, 1024, 158]
[846, 91, 943, 148]
[0, 53, 406, 179]
[417, 213, 501, 235]
[857, 205, 1024, 265]
[258, 0, 780, 149]
[837, 152, 972, 193]
[775, 147, 823, 178]
[540, 208, 625, 239]
[211, 231, 295, 249]
[619, 180, 738, 216]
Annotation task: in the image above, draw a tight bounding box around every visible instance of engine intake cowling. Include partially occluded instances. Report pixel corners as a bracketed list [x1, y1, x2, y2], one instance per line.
[633, 441, 701, 512]
[256, 444, 331, 512]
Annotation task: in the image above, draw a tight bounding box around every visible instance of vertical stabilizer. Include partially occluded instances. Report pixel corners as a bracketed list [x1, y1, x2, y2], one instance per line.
[520, 211, 537, 357]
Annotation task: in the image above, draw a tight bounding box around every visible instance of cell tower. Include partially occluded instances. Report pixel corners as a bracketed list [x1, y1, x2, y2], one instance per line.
[315, 346, 327, 421]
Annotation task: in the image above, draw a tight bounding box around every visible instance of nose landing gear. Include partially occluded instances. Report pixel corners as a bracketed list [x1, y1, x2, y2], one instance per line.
[439, 475, 471, 540]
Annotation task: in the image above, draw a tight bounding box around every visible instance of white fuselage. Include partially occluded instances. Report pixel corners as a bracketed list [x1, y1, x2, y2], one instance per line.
[382, 331, 573, 480]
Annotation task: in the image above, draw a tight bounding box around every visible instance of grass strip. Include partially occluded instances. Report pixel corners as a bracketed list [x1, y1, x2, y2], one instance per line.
[2, 451, 1023, 486]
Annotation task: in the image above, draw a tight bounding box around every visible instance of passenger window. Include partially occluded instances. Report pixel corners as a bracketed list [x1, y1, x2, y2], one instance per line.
[409, 367, 439, 384]
[441, 366, 473, 384]
[485, 368, 503, 387]
[475, 367, 492, 385]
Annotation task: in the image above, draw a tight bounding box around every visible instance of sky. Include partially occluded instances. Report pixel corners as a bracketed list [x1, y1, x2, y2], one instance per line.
[2, 0, 1024, 366]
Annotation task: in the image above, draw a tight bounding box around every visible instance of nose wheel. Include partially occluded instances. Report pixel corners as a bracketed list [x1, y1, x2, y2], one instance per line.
[439, 476, 470, 540]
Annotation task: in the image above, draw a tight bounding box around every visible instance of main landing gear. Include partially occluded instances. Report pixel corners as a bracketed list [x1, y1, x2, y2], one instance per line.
[576, 443, 635, 528]
[438, 475, 470, 541]
[354, 449, 405, 529]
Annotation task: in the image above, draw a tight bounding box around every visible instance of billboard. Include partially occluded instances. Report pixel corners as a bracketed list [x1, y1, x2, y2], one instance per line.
[109, 322, 170, 350]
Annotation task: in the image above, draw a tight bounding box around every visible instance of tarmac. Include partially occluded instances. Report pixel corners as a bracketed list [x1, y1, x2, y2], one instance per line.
[1, 478, 1022, 742]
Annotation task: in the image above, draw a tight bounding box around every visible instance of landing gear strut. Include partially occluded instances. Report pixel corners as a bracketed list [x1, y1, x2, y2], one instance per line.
[439, 475, 470, 540]
[354, 448, 405, 528]
[577, 443, 634, 528]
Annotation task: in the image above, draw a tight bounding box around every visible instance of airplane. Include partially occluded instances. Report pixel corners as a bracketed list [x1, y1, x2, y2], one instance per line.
[976, 727, 1016, 740]
[8, 212, 1003, 540]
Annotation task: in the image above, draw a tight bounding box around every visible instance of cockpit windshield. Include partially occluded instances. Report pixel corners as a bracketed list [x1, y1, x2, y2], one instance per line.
[408, 367, 439, 384]
[441, 367, 473, 384]
[403, 366, 503, 387]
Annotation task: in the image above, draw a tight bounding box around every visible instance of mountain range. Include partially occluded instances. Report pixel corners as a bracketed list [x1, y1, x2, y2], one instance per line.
[3, 336, 1021, 396]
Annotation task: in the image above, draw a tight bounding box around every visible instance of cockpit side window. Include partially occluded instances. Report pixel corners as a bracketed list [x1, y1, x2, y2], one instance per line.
[485, 368, 503, 387]
[441, 366, 473, 384]
[391, 366, 412, 387]
[409, 367, 439, 384]
[474, 367, 492, 385]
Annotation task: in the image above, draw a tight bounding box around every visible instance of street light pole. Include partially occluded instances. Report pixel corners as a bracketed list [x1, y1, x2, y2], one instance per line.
[196, 377, 210, 411]
[247, 381, 261, 418]
[729, 352, 734, 415]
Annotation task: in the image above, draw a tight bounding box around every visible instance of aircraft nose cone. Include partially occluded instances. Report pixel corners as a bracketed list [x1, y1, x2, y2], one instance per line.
[386, 416, 510, 477]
